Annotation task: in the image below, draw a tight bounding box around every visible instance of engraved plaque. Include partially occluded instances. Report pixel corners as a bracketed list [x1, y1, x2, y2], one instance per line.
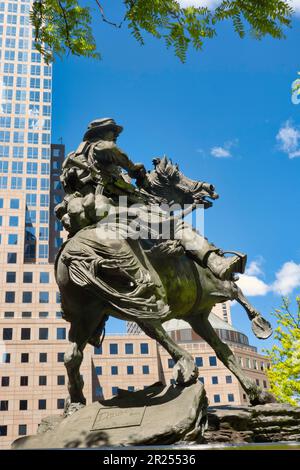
[91, 406, 146, 431]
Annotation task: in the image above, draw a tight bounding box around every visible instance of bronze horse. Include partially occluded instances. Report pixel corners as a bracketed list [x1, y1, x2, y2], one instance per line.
[55, 158, 273, 409]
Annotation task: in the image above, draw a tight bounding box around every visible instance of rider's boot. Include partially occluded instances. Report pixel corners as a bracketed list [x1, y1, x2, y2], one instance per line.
[206, 251, 247, 281]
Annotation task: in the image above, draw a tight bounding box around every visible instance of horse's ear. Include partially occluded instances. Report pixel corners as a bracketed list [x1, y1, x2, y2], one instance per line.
[152, 158, 161, 168]
[160, 156, 168, 169]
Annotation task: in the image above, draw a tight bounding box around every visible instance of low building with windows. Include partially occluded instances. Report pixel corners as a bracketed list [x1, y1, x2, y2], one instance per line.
[0, 302, 270, 449]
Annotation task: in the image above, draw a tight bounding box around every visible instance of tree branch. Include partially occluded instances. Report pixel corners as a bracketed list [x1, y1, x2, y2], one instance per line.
[94, 0, 124, 28]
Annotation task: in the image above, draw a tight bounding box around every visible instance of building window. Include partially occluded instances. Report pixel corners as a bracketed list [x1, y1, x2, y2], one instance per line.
[0, 401, 9, 411]
[127, 366, 134, 375]
[21, 353, 29, 363]
[3, 328, 13, 340]
[1, 377, 9, 387]
[57, 399, 65, 410]
[111, 366, 118, 375]
[112, 387, 118, 396]
[198, 377, 205, 384]
[10, 198, 19, 209]
[125, 343, 133, 354]
[253, 360, 257, 370]
[22, 292, 32, 303]
[8, 234, 18, 245]
[7, 253, 17, 263]
[95, 386, 103, 397]
[39, 312, 49, 319]
[94, 346, 102, 355]
[212, 376, 218, 385]
[95, 367, 102, 376]
[168, 358, 175, 368]
[0, 426, 7, 436]
[6, 272, 16, 283]
[4, 312, 14, 318]
[20, 376, 28, 386]
[21, 328, 31, 340]
[128, 386, 135, 392]
[39, 328, 48, 340]
[57, 376, 65, 385]
[213, 395, 221, 403]
[140, 343, 149, 354]
[256, 379, 260, 386]
[195, 357, 203, 367]
[18, 425, 27, 436]
[56, 328, 66, 340]
[22, 312, 31, 319]
[23, 272, 33, 283]
[3, 353, 11, 364]
[142, 365, 149, 375]
[39, 376, 47, 386]
[57, 353, 64, 362]
[228, 394, 235, 403]
[39, 353, 47, 363]
[209, 356, 217, 367]
[38, 400, 46, 410]
[5, 292, 15, 303]
[19, 400, 28, 411]
[39, 292, 49, 303]
[263, 380, 267, 389]
[109, 343, 118, 355]
[226, 375, 232, 384]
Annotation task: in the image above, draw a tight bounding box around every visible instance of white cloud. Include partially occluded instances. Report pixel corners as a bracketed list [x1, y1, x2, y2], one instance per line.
[276, 121, 300, 159]
[211, 146, 231, 158]
[178, 0, 221, 7]
[210, 139, 237, 158]
[245, 258, 264, 277]
[237, 258, 300, 297]
[272, 261, 300, 295]
[178, 0, 300, 15]
[290, 1, 300, 14]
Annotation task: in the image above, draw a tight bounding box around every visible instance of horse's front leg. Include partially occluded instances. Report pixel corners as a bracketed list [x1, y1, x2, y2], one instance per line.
[137, 320, 198, 386]
[187, 312, 273, 405]
[235, 286, 272, 339]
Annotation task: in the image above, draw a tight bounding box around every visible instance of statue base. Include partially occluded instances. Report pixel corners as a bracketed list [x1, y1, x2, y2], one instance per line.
[12, 381, 208, 449]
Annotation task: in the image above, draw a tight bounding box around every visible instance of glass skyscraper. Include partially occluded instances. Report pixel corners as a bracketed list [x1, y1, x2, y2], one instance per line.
[0, 0, 52, 264]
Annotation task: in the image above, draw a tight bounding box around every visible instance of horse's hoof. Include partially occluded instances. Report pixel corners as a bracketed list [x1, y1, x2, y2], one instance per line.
[172, 357, 199, 386]
[251, 316, 272, 339]
[64, 397, 86, 417]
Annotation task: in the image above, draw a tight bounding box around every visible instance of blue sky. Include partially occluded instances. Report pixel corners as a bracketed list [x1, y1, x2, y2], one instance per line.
[51, 2, 300, 351]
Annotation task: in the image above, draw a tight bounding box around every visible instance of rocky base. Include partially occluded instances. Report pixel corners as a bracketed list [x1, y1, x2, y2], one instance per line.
[204, 403, 300, 444]
[12, 381, 208, 449]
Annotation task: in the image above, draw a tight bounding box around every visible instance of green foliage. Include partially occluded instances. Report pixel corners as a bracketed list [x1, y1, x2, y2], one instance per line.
[265, 297, 300, 406]
[30, 0, 99, 62]
[31, 0, 294, 62]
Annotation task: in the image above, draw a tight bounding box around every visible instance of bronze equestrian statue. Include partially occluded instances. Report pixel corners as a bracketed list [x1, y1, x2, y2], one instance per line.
[54, 118, 273, 411]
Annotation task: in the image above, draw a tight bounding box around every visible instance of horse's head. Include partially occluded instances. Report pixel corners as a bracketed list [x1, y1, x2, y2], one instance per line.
[142, 157, 219, 208]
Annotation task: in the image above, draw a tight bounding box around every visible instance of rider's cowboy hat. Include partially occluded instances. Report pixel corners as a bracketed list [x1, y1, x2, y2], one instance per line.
[83, 118, 123, 141]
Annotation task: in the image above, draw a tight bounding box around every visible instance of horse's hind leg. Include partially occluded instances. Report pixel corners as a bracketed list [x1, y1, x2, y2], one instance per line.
[137, 319, 198, 385]
[63, 300, 108, 410]
[64, 338, 86, 408]
[187, 312, 271, 405]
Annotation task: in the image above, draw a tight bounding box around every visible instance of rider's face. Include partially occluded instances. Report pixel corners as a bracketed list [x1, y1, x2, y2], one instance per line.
[102, 131, 116, 142]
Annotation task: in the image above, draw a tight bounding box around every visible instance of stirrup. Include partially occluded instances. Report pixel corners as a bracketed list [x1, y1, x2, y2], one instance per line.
[220, 250, 247, 274]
